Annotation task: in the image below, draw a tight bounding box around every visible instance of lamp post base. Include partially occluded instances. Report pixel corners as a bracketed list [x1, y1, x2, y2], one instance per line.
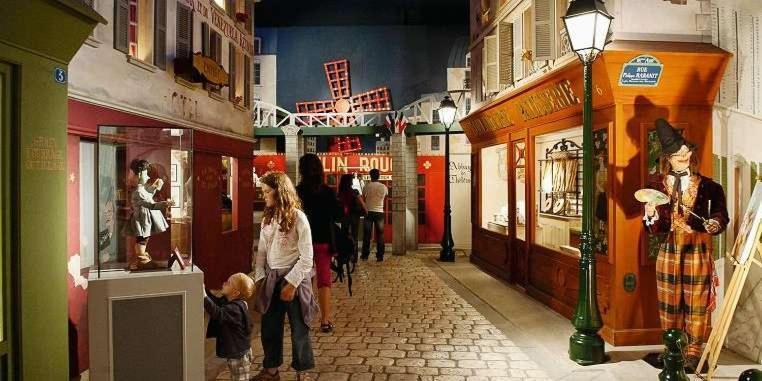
[569, 331, 607, 365]
[439, 247, 455, 262]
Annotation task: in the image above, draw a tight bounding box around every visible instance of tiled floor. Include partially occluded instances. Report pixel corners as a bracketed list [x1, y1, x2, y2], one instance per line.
[208, 253, 551, 381]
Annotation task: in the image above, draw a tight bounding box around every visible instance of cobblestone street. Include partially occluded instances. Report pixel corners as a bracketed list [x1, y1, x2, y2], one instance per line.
[209, 254, 551, 381]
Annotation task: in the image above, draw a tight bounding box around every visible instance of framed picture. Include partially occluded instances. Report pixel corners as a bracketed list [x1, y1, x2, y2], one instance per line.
[731, 182, 762, 265]
[171, 164, 178, 182]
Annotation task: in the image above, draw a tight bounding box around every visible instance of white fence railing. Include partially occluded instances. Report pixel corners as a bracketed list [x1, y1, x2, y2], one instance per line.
[253, 95, 468, 130]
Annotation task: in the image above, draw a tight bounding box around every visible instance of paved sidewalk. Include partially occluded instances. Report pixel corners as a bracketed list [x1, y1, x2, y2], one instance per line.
[209, 254, 552, 381]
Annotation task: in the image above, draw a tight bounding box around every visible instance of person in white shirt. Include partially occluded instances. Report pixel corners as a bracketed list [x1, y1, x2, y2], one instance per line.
[361, 168, 388, 261]
[252, 171, 318, 381]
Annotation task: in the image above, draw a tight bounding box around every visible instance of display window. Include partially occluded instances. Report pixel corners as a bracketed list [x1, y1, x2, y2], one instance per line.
[481, 144, 509, 235]
[221, 156, 238, 232]
[513, 141, 526, 241]
[97, 126, 193, 274]
[534, 128, 583, 255]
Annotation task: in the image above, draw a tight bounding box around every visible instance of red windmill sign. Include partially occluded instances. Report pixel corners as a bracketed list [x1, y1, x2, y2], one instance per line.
[295, 59, 394, 153]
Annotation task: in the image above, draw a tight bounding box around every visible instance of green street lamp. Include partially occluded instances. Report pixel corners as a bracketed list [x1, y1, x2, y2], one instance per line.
[562, 0, 613, 366]
[438, 95, 457, 262]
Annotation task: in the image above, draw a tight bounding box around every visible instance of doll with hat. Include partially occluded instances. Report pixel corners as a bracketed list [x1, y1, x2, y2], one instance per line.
[640, 118, 729, 373]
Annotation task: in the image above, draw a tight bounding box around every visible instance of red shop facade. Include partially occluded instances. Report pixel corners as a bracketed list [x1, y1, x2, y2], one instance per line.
[66, 99, 253, 375]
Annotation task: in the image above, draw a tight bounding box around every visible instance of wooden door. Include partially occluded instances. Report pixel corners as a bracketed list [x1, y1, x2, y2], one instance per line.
[0, 62, 16, 380]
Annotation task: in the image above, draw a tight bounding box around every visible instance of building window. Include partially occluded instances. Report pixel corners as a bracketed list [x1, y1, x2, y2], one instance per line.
[254, 37, 262, 55]
[221, 156, 238, 232]
[463, 69, 471, 90]
[254, 62, 261, 86]
[481, 144, 509, 235]
[202, 22, 224, 94]
[431, 135, 441, 151]
[535, 128, 583, 255]
[114, 0, 166, 68]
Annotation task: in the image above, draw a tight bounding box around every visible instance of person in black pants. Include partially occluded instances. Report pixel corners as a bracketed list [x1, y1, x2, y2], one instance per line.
[338, 173, 367, 263]
[361, 169, 388, 261]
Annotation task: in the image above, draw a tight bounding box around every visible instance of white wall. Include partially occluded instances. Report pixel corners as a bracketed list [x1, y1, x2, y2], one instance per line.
[253, 54, 276, 104]
[69, 0, 254, 139]
[607, 0, 710, 43]
[709, 0, 762, 364]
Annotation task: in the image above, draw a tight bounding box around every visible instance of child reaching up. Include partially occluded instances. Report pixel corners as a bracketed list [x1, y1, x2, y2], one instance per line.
[253, 171, 318, 381]
[204, 273, 255, 381]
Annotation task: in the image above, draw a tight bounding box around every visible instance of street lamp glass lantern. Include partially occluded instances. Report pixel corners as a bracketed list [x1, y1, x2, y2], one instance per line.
[562, 0, 613, 61]
[438, 96, 457, 129]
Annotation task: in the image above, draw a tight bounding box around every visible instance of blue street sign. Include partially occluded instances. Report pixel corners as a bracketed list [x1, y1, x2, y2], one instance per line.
[619, 55, 663, 87]
[54, 67, 67, 84]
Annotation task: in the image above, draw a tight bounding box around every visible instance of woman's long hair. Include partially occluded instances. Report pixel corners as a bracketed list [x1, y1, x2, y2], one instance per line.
[338, 174, 354, 195]
[298, 154, 324, 192]
[260, 171, 302, 233]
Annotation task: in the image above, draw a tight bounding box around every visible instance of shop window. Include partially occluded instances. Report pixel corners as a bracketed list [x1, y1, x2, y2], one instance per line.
[514, 141, 526, 241]
[170, 150, 190, 219]
[221, 156, 238, 232]
[79, 141, 97, 269]
[114, 0, 166, 68]
[481, 144, 509, 235]
[535, 128, 583, 255]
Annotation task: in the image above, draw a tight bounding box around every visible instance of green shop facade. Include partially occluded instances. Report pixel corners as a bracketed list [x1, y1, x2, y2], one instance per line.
[0, 1, 104, 379]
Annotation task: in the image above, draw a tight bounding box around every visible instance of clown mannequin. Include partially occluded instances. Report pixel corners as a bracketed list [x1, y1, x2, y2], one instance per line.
[126, 159, 175, 270]
[642, 119, 729, 373]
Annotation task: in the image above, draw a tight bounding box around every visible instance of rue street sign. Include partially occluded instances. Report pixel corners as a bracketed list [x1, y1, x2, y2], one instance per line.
[619, 55, 663, 87]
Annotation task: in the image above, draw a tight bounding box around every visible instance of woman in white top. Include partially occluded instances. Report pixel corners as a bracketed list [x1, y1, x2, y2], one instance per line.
[252, 172, 318, 381]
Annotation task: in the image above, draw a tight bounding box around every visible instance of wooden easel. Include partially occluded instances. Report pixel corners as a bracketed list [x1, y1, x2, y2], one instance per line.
[696, 227, 762, 380]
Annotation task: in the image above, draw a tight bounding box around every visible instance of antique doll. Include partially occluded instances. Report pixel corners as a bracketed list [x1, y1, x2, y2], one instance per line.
[642, 119, 729, 372]
[126, 159, 175, 271]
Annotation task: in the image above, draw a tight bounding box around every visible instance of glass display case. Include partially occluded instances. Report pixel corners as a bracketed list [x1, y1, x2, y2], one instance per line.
[96, 126, 193, 276]
[480, 144, 509, 235]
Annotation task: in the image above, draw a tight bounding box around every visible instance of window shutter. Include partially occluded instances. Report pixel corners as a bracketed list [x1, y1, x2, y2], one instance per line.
[244, 55, 251, 107]
[498, 23, 513, 87]
[114, 0, 130, 53]
[513, 17, 524, 81]
[154, 0, 167, 69]
[216, 34, 223, 63]
[229, 45, 236, 101]
[202, 22, 210, 57]
[470, 46, 483, 103]
[226, 0, 235, 18]
[533, 0, 556, 61]
[245, 0, 253, 33]
[176, 3, 193, 60]
[483, 35, 499, 94]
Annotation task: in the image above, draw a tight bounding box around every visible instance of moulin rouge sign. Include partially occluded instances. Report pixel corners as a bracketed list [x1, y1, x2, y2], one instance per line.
[181, 0, 254, 56]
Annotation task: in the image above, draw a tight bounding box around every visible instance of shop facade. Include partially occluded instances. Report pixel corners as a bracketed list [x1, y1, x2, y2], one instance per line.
[462, 41, 729, 346]
[65, 0, 257, 377]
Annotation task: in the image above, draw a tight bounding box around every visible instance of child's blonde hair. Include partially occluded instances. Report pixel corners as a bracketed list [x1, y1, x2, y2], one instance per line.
[229, 273, 255, 299]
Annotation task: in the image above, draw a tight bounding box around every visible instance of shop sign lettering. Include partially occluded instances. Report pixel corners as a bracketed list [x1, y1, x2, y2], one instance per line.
[517, 79, 580, 121]
[319, 155, 393, 174]
[24, 136, 65, 171]
[181, 0, 254, 56]
[619, 55, 663, 87]
[449, 161, 471, 184]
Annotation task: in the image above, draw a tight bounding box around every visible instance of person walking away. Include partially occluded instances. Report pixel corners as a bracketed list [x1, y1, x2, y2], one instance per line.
[296, 154, 343, 333]
[338, 173, 367, 263]
[203, 273, 255, 381]
[362, 168, 388, 261]
[252, 172, 318, 381]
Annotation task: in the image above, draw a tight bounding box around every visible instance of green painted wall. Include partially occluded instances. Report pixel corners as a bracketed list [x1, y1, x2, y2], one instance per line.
[0, 1, 103, 379]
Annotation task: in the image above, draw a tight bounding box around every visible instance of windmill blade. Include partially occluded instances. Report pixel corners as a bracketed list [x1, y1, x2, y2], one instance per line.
[351, 87, 393, 112]
[295, 100, 336, 113]
[324, 59, 351, 101]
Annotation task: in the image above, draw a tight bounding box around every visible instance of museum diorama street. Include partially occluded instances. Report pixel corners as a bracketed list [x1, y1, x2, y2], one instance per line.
[3, 0, 762, 380]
